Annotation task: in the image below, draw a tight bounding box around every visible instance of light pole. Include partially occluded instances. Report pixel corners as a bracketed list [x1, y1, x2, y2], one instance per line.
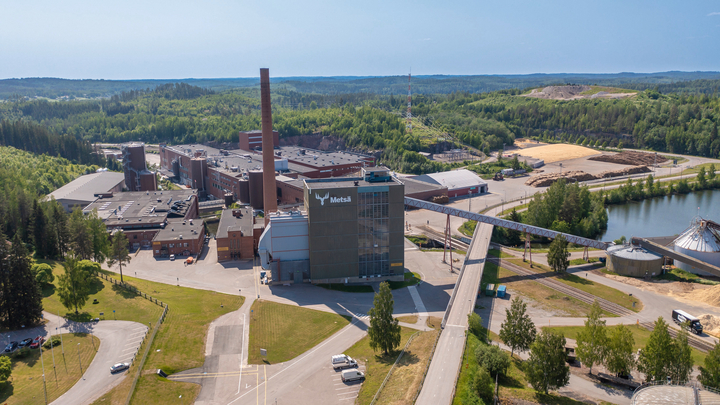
[77, 343, 83, 376]
[40, 345, 48, 404]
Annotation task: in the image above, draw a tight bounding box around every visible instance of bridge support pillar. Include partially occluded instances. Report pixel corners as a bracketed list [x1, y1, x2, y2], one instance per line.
[443, 214, 453, 271]
[523, 232, 533, 267]
[583, 246, 589, 262]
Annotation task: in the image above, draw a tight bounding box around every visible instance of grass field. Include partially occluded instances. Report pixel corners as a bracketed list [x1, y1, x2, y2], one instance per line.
[396, 315, 418, 324]
[657, 268, 719, 285]
[0, 333, 99, 405]
[85, 270, 243, 405]
[247, 300, 350, 364]
[507, 259, 642, 312]
[426, 317, 442, 330]
[345, 327, 419, 405]
[39, 260, 163, 326]
[544, 324, 707, 365]
[569, 257, 601, 266]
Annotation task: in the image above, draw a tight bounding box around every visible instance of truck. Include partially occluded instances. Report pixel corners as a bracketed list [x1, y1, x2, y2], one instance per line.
[331, 354, 358, 370]
[672, 309, 703, 335]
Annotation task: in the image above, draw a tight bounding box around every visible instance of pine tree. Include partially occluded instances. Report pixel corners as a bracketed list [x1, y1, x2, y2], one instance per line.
[575, 300, 608, 374]
[368, 281, 401, 355]
[1, 234, 43, 328]
[524, 330, 570, 395]
[548, 234, 570, 273]
[107, 230, 131, 282]
[87, 209, 110, 263]
[52, 202, 69, 257]
[499, 296, 536, 356]
[31, 200, 47, 258]
[68, 208, 92, 260]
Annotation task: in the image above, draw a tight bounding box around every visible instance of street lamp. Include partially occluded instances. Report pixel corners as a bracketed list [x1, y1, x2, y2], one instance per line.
[77, 343, 83, 375]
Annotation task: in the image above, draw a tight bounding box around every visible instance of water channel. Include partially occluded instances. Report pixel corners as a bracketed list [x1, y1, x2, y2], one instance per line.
[598, 189, 720, 242]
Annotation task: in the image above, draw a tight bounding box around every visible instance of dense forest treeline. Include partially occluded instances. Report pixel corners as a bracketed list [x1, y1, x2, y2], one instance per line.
[0, 120, 103, 164]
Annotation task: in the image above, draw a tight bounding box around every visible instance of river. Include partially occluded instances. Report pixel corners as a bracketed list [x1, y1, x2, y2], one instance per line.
[598, 189, 720, 242]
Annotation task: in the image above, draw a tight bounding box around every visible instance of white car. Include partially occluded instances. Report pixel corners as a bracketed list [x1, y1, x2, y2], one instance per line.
[111, 362, 130, 373]
[169, 254, 175, 261]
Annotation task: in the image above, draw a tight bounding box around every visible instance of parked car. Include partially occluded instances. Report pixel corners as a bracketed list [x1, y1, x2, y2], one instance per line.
[331, 354, 358, 370]
[3, 342, 18, 353]
[110, 362, 130, 373]
[341, 369, 365, 382]
[19, 338, 33, 348]
[30, 336, 45, 349]
[170, 254, 175, 261]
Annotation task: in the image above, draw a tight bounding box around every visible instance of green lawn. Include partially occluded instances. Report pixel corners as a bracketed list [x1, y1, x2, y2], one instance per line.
[657, 268, 719, 285]
[316, 283, 375, 293]
[569, 257, 601, 266]
[544, 324, 707, 365]
[345, 327, 419, 405]
[388, 272, 422, 290]
[39, 260, 163, 326]
[83, 270, 244, 405]
[507, 259, 642, 312]
[0, 333, 99, 405]
[488, 248, 513, 258]
[247, 300, 350, 364]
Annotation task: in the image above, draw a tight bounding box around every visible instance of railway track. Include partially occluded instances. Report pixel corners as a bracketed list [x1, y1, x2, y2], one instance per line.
[416, 225, 471, 251]
[492, 257, 716, 353]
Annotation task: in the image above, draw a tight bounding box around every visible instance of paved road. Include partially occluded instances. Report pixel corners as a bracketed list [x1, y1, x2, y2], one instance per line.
[45, 313, 148, 405]
[416, 222, 493, 405]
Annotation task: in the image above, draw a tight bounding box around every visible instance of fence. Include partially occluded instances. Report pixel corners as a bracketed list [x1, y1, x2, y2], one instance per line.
[93, 271, 169, 405]
[369, 331, 420, 405]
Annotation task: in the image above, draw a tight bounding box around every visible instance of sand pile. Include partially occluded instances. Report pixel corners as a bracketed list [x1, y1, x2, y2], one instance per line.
[694, 285, 720, 307]
[698, 314, 720, 337]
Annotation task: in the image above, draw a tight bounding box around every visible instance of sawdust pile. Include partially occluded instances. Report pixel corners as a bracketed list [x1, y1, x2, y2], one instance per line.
[525, 165, 652, 187]
[694, 285, 720, 307]
[698, 314, 720, 337]
[589, 151, 668, 166]
[512, 143, 599, 163]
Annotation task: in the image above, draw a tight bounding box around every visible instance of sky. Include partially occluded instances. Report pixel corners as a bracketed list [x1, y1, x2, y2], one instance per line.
[1, 0, 719, 80]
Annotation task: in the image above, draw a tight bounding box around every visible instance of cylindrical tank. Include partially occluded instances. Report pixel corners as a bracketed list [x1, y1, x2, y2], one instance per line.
[248, 170, 264, 209]
[171, 159, 180, 178]
[224, 193, 234, 207]
[238, 178, 250, 204]
[673, 218, 720, 275]
[605, 244, 663, 277]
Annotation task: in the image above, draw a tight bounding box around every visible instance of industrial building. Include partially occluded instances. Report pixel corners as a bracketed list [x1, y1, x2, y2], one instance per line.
[673, 217, 720, 276]
[411, 169, 488, 198]
[83, 190, 199, 250]
[239, 130, 279, 151]
[258, 168, 405, 284]
[151, 219, 205, 257]
[605, 243, 664, 277]
[46, 171, 126, 212]
[121, 142, 157, 192]
[215, 207, 263, 261]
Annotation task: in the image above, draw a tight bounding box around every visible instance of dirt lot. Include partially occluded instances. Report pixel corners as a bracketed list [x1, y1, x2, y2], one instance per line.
[589, 150, 668, 166]
[512, 144, 600, 164]
[522, 85, 637, 101]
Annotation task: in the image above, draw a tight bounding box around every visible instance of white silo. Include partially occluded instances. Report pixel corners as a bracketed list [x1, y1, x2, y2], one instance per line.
[673, 217, 720, 276]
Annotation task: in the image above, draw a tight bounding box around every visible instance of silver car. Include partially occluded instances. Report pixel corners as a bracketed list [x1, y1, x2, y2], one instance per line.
[110, 362, 130, 373]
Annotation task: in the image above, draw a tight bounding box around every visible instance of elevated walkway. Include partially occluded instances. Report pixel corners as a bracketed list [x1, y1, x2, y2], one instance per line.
[632, 237, 720, 277]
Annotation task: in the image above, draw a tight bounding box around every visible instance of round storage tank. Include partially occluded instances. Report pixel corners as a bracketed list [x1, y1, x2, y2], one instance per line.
[606, 244, 663, 277]
[673, 218, 720, 276]
[238, 178, 250, 204]
[224, 193, 235, 207]
[248, 170, 264, 209]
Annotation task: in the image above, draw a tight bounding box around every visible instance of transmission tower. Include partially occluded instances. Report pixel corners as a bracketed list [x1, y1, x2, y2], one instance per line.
[406, 72, 412, 133]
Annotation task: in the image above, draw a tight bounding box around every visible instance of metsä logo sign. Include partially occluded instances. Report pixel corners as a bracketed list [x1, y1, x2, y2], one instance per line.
[315, 192, 351, 206]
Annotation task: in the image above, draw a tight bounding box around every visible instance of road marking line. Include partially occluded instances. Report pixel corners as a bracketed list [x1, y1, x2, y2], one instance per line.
[336, 386, 359, 390]
[264, 365, 267, 405]
[235, 312, 247, 395]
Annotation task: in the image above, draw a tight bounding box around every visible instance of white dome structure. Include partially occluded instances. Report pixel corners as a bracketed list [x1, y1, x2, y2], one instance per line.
[673, 217, 720, 276]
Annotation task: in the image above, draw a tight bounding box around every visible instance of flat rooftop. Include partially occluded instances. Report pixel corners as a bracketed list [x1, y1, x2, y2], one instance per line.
[84, 190, 197, 228]
[216, 208, 255, 239]
[400, 177, 448, 195]
[154, 219, 204, 241]
[47, 171, 125, 203]
[304, 177, 403, 190]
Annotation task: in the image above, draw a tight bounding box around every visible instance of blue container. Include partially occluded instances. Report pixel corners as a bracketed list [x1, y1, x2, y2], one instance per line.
[497, 285, 506, 298]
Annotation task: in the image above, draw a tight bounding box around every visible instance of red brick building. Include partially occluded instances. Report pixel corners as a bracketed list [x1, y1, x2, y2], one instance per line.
[216, 208, 256, 261]
[152, 219, 205, 257]
[239, 130, 279, 152]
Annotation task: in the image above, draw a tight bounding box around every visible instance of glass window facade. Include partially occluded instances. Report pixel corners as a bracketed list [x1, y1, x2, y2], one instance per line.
[358, 191, 390, 276]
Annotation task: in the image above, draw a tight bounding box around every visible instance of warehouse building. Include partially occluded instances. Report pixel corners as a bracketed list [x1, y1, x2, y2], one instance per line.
[215, 207, 262, 261]
[411, 169, 488, 198]
[258, 168, 405, 284]
[47, 171, 126, 212]
[152, 219, 205, 257]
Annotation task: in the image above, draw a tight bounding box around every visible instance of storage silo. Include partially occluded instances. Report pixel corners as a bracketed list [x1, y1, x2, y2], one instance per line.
[605, 244, 664, 277]
[238, 178, 250, 204]
[248, 170, 264, 209]
[673, 217, 720, 276]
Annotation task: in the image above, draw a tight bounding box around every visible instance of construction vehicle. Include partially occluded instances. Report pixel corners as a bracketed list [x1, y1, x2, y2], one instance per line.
[493, 172, 504, 181]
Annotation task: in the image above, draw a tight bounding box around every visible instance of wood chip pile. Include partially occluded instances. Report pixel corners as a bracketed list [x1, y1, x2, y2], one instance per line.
[597, 166, 651, 178]
[588, 151, 668, 166]
[525, 166, 651, 187]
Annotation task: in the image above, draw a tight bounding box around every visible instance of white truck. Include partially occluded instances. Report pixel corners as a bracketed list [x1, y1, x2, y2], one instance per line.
[331, 354, 357, 370]
[341, 369, 365, 382]
[672, 309, 704, 335]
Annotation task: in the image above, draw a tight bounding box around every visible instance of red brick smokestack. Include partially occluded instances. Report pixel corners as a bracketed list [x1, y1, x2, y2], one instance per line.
[260, 68, 277, 226]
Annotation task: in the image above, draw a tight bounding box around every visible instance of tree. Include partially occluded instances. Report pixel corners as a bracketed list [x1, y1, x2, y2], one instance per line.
[613, 235, 627, 245]
[0, 356, 11, 382]
[87, 210, 110, 263]
[637, 317, 674, 382]
[33, 263, 55, 285]
[0, 234, 44, 329]
[547, 234, 570, 273]
[475, 343, 510, 377]
[499, 297, 536, 356]
[368, 281, 401, 355]
[31, 200, 47, 259]
[474, 367, 494, 403]
[511, 155, 521, 171]
[524, 330, 570, 395]
[697, 167, 707, 188]
[107, 230, 130, 283]
[468, 313, 486, 342]
[709, 163, 717, 181]
[668, 328, 694, 383]
[68, 208, 92, 260]
[700, 341, 720, 389]
[57, 254, 92, 314]
[605, 324, 635, 376]
[575, 300, 608, 374]
[51, 202, 69, 257]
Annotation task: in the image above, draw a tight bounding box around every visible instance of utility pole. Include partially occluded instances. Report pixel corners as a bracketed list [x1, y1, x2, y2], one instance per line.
[40, 346, 48, 404]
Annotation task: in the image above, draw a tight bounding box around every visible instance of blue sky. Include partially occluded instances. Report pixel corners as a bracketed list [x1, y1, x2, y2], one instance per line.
[1, 0, 719, 79]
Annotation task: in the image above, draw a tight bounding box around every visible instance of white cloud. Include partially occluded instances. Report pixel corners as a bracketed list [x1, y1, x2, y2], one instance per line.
[708, 12, 720, 16]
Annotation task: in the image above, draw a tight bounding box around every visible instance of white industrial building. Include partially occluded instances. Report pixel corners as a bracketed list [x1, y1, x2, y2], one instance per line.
[46, 171, 126, 212]
[411, 169, 488, 198]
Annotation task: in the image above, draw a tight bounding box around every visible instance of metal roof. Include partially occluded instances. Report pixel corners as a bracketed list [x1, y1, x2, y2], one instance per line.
[411, 169, 487, 191]
[607, 244, 663, 261]
[673, 217, 720, 253]
[46, 171, 125, 203]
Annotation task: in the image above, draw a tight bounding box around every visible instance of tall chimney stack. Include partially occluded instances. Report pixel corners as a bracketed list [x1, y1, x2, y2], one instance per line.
[260, 68, 277, 226]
